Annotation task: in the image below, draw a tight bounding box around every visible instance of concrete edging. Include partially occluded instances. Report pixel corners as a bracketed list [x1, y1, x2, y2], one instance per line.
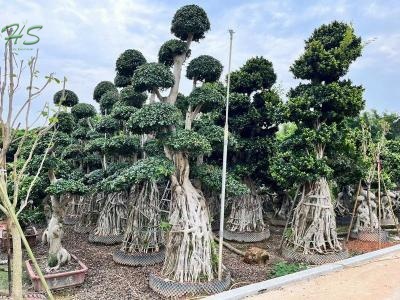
[205, 243, 400, 300]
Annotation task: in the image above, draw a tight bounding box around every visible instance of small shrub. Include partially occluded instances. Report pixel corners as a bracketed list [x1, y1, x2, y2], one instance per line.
[269, 261, 307, 278]
[48, 254, 58, 268]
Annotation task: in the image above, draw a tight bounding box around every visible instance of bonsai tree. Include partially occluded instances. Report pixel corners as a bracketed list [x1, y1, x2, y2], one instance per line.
[218, 57, 284, 240]
[86, 75, 143, 244]
[126, 5, 231, 284]
[271, 21, 364, 256]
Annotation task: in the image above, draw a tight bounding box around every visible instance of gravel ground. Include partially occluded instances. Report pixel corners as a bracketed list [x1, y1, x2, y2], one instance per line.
[26, 225, 285, 300]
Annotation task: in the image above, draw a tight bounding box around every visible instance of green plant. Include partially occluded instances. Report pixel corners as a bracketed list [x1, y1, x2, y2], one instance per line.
[269, 262, 307, 278]
[160, 221, 172, 232]
[48, 254, 58, 268]
[18, 207, 46, 229]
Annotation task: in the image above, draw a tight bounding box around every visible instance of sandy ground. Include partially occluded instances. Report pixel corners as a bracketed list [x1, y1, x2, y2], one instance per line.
[249, 250, 400, 300]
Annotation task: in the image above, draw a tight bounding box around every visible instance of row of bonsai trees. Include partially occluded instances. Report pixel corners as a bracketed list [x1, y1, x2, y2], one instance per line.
[6, 4, 400, 298]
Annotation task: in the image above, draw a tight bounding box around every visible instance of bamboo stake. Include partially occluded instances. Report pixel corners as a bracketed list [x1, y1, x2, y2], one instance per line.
[218, 29, 234, 281]
[279, 186, 301, 250]
[5, 204, 54, 299]
[377, 157, 382, 249]
[346, 180, 362, 242]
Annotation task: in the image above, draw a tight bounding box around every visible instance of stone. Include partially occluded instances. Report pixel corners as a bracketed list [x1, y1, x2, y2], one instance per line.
[243, 246, 269, 264]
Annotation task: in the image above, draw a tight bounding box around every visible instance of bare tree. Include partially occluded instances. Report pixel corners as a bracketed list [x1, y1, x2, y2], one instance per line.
[0, 29, 59, 300]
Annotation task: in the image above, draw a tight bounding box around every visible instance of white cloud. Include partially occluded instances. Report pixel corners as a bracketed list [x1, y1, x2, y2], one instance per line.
[1, 0, 400, 115]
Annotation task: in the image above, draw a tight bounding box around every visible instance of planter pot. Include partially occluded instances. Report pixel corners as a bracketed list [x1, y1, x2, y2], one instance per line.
[25, 254, 88, 291]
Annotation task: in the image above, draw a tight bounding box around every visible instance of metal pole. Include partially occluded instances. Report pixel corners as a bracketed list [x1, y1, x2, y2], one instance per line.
[218, 29, 234, 281]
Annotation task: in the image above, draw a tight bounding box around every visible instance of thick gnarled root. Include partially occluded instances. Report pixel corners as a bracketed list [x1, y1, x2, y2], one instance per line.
[74, 193, 104, 231]
[162, 180, 216, 283]
[121, 181, 163, 254]
[226, 193, 265, 232]
[93, 192, 128, 237]
[288, 178, 342, 254]
[43, 216, 71, 270]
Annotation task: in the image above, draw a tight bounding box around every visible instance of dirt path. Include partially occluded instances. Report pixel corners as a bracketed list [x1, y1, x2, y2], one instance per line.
[249, 250, 400, 300]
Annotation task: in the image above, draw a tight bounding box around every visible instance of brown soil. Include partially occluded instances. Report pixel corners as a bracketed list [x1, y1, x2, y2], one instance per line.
[26, 226, 285, 299]
[345, 239, 399, 255]
[25, 225, 397, 299]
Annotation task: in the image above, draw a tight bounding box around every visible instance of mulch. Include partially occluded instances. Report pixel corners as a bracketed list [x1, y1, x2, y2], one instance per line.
[24, 225, 399, 299]
[26, 226, 284, 300]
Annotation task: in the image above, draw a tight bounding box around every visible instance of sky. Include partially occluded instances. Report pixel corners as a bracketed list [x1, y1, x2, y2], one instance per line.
[1, 0, 400, 121]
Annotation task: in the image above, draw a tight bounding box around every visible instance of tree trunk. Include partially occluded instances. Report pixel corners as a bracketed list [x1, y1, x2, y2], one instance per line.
[288, 178, 342, 254]
[42, 194, 71, 269]
[121, 181, 162, 254]
[226, 180, 265, 232]
[10, 220, 23, 300]
[93, 192, 127, 236]
[162, 152, 216, 282]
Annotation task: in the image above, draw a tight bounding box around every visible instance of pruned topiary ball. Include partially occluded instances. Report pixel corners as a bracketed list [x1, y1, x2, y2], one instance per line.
[93, 81, 118, 102]
[106, 135, 141, 156]
[187, 82, 224, 112]
[114, 73, 132, 88]
[55, 112, 75, 133]
[131, 63, 174, 93]
[110, 103, 138, 121]
[100, 90, 120, 115]
[71, 103, 97, 120]
[128, 102, 182, 134]
[171, 5, 210, 42]
[95, 115, 120, 134]
[291, 21, 362, 83]
[186, 55, 223, 83]
[116, 49, 146, 76]
[158, 39, 189, 67]
[241, 57, 277, 90]
[165, 128, 211, 155]
[120, 86, 147, 108]
[53, 89, 79, 107]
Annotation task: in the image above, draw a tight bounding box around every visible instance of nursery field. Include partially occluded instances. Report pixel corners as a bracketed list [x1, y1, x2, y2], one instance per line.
[2, 2, 400, 299]
[12, 223, 395, 299]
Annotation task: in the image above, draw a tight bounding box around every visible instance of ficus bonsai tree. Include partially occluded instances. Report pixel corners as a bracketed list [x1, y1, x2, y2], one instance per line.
[126, 4, 230, 283]
[271, 21, 364, 256]
[217, 57, 285, 239]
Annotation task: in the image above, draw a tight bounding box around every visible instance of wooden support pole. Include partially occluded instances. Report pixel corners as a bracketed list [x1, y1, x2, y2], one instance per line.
[346, 181, 362, 242]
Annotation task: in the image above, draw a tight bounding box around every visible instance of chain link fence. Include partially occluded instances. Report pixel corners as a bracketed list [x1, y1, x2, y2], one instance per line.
[351, 228, 388, 242]
[281, 246, 349, 265]
[113, 249, 165, 266]
[149, 272, 231, 298]
[221, 228, 270, 243]
[88, 233, 123, 245]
